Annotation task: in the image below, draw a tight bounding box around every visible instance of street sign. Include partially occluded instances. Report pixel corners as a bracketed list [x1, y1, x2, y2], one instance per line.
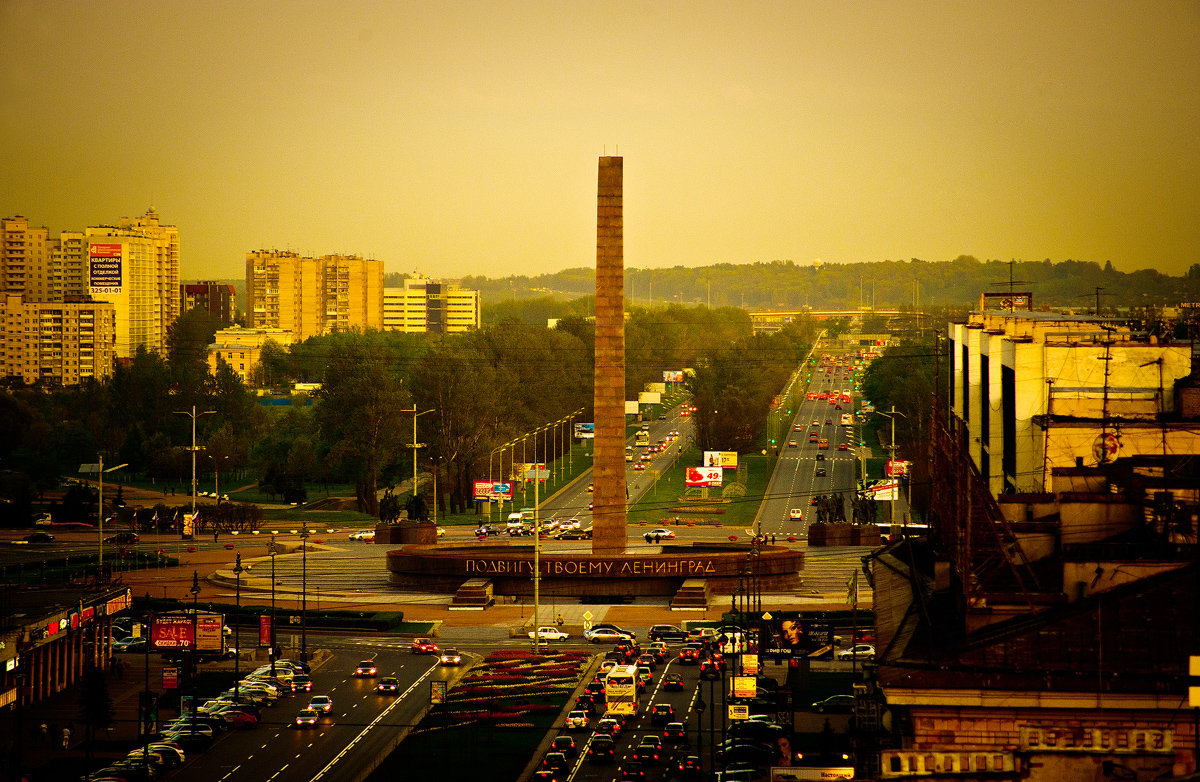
[728, 704, 749, 720]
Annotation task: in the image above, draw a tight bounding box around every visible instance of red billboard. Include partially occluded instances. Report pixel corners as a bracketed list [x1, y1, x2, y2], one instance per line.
[259, 615, 272, 648]
[151, 613, 224, 651]
[685, 467, 723, 487]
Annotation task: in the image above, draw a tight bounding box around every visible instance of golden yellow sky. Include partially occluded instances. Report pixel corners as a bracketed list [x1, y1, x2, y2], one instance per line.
[1, 0, 1197, 280]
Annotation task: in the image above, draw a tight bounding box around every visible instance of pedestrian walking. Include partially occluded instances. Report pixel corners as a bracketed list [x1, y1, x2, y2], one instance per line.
[61, 725, 71, 750]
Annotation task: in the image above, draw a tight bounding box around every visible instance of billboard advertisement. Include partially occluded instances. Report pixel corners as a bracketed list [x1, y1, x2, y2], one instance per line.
[759, 617, 837, 658]
[88, 243, 123, 294]
[574, 423, 594, 440]
[663, 370, 685, 383]
[625, 400, 640, 415]
[151, 613, 225, 652]
[886, 460, 909, 477]
[703, 451, 738, 469]
[638, 391, 662, 404]
[864, 480, 899, 501]
[473, 481, 513, 500]
[685, 466, 723, 488]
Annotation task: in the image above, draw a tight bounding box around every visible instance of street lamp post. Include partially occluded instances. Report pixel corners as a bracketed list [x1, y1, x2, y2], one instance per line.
[269, 535, 277, 679]
[404, 406, 436, 498]
[232, 554, 243, 703]
[299, 525, 309, 662]
[209, 454, 230, 504]
[79, 456, 128, 580]
[173, 405, 216, 526]
[188, 571, 201, 739]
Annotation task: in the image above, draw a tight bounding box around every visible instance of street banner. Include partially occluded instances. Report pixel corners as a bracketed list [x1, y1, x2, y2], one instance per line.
[259, 615, 272, 647]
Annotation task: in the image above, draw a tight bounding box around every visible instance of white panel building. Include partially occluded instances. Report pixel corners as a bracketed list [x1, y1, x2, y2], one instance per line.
[949, 294, 1195, 495]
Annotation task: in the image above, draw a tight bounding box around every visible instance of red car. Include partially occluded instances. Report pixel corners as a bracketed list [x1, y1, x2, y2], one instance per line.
[838, 443, 849, 451]
[411, 638, 438, 655]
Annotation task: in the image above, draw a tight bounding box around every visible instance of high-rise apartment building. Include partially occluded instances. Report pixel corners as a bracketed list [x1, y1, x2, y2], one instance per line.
[182, 281, 237, 325]
[245, 250, 383, 340]
[0, 292, 116, 386]
[383, 277, 480, 333]
[85, 208, 181, 358]
[1, 217, 116, 386]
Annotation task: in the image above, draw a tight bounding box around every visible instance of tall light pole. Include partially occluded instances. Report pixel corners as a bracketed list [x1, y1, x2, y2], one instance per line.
[208, 454, 230, 504]
[188, 571, 201, 738]
[299, 524, 309, 662]
[404, 406, 436, 499]
[231, 553, 242, 703]
[269, 535, 277, 679]
[173, 405, 216, 528]
[877, 407, 906, 526]
[78, 456, 128, 578]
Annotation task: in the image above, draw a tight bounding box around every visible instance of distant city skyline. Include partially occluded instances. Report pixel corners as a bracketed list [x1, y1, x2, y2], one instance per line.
[1, 1, 1196, 281]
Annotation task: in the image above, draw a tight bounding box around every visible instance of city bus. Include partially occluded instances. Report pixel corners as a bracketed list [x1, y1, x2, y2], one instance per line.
[634, 431, 650, 448]
[604, 664, 640, 716]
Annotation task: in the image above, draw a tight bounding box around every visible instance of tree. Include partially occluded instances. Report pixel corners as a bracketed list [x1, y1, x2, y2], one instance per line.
[313, 335, 410, 516]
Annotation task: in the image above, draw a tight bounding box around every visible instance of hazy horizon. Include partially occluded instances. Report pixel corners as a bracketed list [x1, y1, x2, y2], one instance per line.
[2, 1, 1196, 281]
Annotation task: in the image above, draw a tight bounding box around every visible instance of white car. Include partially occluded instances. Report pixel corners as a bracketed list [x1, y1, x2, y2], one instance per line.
[836, 644, 875, 660]
[644, 528, 676, 541]
[348, 529, 375, 541]
[789, 509, 803, 520]
[529, 626, 570, 641]
[566, 710, 589, 729]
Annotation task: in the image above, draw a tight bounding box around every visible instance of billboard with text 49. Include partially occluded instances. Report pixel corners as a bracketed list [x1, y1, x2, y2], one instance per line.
[685, 466, 723, 488]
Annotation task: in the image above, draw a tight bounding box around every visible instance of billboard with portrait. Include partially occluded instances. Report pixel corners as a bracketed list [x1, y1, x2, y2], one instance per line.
[759, 616, 836, 657]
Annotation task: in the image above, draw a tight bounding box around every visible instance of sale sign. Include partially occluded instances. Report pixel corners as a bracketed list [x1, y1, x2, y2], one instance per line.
[685, 467, 723, 487]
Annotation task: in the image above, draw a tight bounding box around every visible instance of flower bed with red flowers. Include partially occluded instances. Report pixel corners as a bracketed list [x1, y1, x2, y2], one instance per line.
[364, 648, 595, 782]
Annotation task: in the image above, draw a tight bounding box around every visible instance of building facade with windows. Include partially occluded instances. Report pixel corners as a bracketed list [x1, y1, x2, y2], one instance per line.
[383, 277, 480, 333]
[0, 292, 116, 386]
[949, 293, 1194, 494]
[84, 208, 181, 358]
[207, 325, 294, 384]
[245, 250, 383, 340]
[182, 281, 237, 325]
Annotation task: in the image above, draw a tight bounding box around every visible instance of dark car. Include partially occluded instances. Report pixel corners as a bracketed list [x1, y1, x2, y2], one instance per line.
[812, 694, 854, 713]
[541, 751, 569, 772]
[648, 624, 688, 643]
[575, 693, 598, 713]
[618, 761, 649, 781]
[662, 673, 685, 691]
[105, 531, 139, 544]
[678, 644, 701, 664]
[662, 721, 686, 742]
[699, 657, 725, 679]
[632, 739, 662, 764]
[650, 703, 675, 725]
[588, 735, 616, 763]
[20, 531, 55, 543]
[376, 676, 399, 694]
[728, 721, 787, 742]
[677, 755, 703, 779]
[551, 735, 578, 757]
[636, 653, 658, 671]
